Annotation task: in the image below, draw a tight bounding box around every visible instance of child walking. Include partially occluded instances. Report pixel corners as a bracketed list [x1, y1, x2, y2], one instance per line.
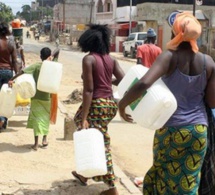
[9, 47, 60, 151]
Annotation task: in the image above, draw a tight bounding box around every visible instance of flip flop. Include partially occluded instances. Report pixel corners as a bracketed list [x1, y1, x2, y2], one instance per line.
[40, 144, 48, 149]
[71, 171, 87, 186]
[41, 143, 48, 148]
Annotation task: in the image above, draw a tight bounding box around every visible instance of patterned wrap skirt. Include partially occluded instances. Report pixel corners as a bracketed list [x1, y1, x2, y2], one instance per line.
[143, 124, 207, 195]
[27, 99, 51, 136]
[74, 97, 118, 187]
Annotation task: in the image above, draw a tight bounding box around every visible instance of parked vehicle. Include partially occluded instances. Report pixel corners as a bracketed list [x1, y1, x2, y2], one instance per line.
[122, 32, 147, 58]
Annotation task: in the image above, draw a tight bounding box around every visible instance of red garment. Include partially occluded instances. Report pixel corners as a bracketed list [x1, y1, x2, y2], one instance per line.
[136, 44, 162, 68]
[91, 53, 114, 98]
[50, 93, 58, 124]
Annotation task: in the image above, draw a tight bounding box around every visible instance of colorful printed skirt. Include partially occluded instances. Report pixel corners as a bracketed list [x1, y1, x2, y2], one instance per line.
[74, 97, 118, 187]
[27, 99, 51, 136]
[143, 124, 207, 195]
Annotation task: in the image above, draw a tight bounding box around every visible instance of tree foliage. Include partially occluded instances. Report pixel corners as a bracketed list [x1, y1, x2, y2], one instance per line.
[0, 2, 14, 22]
[16, 4, 53, 24]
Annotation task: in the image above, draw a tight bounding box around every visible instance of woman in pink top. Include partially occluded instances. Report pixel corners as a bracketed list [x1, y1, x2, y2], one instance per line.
[71, 24, 124, 195]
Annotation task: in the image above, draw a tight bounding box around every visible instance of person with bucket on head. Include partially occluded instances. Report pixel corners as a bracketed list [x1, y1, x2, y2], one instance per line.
[8, 47, 60, 151]
[118, 12, 215, 194]
[71, 24, 124, 195]
[0, 22, 18, 131]
[136, 28, 162, 67]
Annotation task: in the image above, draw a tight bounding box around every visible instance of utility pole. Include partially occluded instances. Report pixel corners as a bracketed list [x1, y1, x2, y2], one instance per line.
[89, 0, 94, 24]
[193, 0, 196, 16]
[129, 0, 132, 35]
[42, 0, 44, 22]
[63, 0, 65, 31]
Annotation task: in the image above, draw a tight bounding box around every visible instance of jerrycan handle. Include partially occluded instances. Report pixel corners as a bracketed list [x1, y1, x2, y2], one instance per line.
[6, 87, 13, 94]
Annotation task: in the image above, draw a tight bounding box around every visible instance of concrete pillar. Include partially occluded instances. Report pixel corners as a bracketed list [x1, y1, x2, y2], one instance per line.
[64, 115, 76, 140]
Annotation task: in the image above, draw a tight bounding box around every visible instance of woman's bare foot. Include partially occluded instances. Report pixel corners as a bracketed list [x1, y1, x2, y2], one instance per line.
[42, 135, 48, 147]
[71, 171, 88, 186]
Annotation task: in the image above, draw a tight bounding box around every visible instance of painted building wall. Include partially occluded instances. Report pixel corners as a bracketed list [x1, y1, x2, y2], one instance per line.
[94, 0, 117, 24]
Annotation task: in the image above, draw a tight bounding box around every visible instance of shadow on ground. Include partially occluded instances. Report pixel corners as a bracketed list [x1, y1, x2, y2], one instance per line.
[9, 120, 27, 128]
[15, 179, 108, 195]
[0, 143, 32, 153]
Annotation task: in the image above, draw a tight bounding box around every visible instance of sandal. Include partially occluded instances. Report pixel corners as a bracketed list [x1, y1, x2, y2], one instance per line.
[71, 171, 88, 186]
[41, 143, 49, 148]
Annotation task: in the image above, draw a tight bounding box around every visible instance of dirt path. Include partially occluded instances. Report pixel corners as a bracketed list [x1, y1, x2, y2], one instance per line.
[0, 52, 141, 195]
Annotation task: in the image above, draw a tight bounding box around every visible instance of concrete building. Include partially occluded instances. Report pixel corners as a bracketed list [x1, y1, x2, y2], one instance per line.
[104, 1, 215, 56]
[52, 0, 94, 43]
[50, 0, 215, 58]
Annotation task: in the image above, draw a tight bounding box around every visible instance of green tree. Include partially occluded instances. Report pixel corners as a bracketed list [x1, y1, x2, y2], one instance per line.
[18, 4, 53, 24]
[19, 5, 31, 22]
[0, 2, 14, 23]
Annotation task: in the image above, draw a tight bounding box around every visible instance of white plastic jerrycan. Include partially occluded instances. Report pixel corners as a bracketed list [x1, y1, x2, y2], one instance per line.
[14, 74, 36, 99]
[74, 128, 107, 178]
[0, 84, 17, 118]
[37, 60, 63, 93]
[118, 65, 177, 131]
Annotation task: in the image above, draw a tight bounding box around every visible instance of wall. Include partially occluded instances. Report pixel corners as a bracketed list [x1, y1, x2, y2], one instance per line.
[57, 0, 93, 25]
[94, 0, 116, 24]
[136, 3, 215, 51]
[115, 6, 137, 22]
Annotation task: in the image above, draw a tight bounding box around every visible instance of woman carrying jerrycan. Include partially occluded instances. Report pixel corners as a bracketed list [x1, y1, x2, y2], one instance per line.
[119, 12, 215, 194]
[71, 24, 124, 195]
[8, 47, 60, 151]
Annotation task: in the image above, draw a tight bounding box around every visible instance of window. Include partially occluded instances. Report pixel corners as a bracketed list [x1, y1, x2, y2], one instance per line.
[128, 34, 135, 41]
[97, 0, 103, 13]
[104, 0, 113, 12]
[137, 33, 147, 40]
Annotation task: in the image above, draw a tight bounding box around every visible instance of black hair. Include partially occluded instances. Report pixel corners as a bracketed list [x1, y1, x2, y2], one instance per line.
[40, 47, 51, 61]
[0, 22, 10, 37]
[78, 24, 111, 55]
[147, 37, 156, 44]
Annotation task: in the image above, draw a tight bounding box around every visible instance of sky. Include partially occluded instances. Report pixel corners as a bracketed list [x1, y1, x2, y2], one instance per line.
[1, 0, 32, 14]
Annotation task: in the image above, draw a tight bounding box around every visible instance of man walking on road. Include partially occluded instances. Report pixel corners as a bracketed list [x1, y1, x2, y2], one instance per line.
[136, 28, 162, 67]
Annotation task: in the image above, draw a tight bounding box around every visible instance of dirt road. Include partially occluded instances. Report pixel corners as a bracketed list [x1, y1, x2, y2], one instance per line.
[0, 33, 154, 194]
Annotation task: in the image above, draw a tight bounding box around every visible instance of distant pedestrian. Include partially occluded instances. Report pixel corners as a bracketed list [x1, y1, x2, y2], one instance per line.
[55, 34, 59, 48]
[34, 31, 40, 40]
[15, 39, 25, 72]
[26, 30, 30, 38]
[71, 24, 124, 195]
[8, 47, 60, 151]
[136, 28, 162, 67]
[0, 22, 18, 131]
